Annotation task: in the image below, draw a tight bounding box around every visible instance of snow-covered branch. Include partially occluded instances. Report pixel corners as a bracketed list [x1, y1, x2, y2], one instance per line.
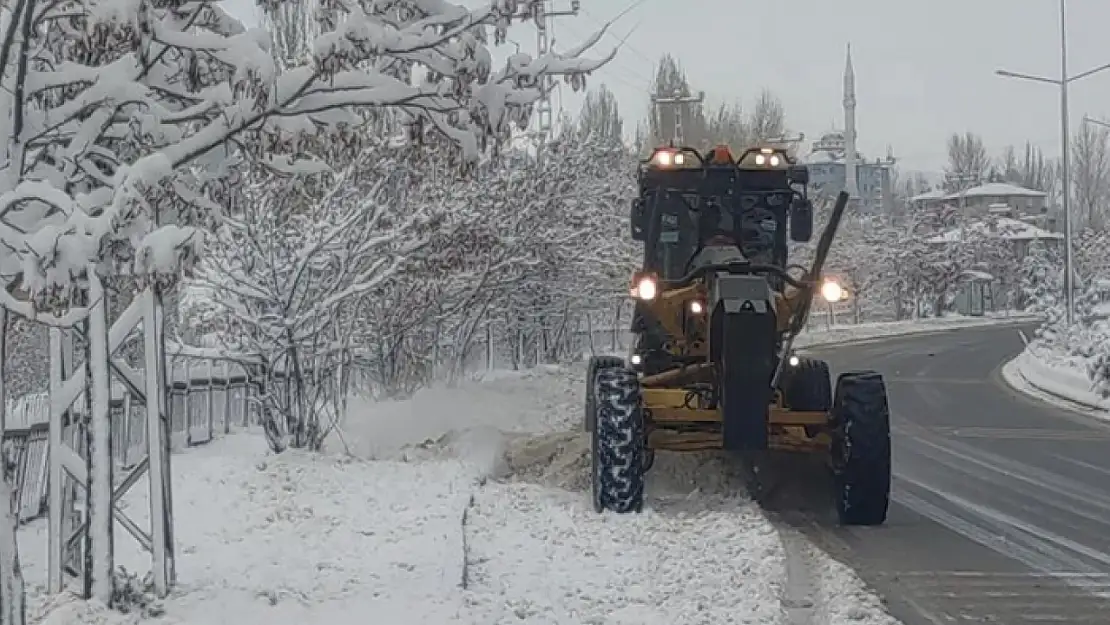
[0, 0, 614, 319]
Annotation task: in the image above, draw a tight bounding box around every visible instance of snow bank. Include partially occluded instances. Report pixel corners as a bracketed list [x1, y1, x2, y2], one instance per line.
[795, 312, 1038, 349]
[27, 435, 481, 625]
[1003, 347, 1109, 413]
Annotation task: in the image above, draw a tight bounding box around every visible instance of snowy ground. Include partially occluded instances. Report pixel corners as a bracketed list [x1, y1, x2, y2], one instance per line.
[28, 437, 480, 625]
[23, 316, 1033, 625]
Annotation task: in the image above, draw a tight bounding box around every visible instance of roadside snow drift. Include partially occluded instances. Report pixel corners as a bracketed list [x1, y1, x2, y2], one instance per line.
[1003, 347, 1110, 413]
[464, 482, 785, 625]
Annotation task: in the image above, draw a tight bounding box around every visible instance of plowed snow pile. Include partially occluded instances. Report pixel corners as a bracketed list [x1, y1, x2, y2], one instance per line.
[463, 482, 786, 625]
[342, 365, 583, 460]
[466, 444, 790, 624]
[500, 430, 591, 491]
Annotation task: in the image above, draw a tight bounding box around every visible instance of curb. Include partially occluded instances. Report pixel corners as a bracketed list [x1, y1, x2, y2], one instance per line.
[1002, 351, 1107, 412]
[795, 316, 1040, 349]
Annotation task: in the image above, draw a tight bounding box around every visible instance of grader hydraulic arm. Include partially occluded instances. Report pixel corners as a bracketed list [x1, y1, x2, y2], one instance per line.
[773, 190, 850, 388]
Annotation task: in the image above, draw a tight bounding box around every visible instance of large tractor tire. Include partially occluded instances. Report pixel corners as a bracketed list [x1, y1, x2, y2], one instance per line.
[584, 355, 625, 432]
[781, 356, 832, 411]
[830, 371, 892, 526]
[591, 366, 645, 513]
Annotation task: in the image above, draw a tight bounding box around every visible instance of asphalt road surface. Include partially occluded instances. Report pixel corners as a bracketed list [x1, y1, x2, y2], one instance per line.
[796, 323, 1110, 624]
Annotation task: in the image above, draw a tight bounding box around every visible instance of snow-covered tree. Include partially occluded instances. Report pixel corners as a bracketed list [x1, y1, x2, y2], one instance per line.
[579, 85, 623, 146]
[703, 91, 788, 152]
[823, 216, 897, 322]
[471, 127, 635, 367]
[997, 142, 1057, 198]
[1018, 239, 1062, 313]
[1071, 122, 1110, 230]
[199, 137, 437, 452]
[0, 0, 613, 610]
[945, 132, 990, 189]
[1075, 228, 1110, 283]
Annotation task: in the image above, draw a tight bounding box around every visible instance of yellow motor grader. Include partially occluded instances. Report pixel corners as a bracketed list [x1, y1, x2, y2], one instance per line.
[584, 144, 891, 525]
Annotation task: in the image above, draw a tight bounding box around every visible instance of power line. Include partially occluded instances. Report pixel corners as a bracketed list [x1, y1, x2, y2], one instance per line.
[579, 6, 655, 70]
[556, 18, 655, 89]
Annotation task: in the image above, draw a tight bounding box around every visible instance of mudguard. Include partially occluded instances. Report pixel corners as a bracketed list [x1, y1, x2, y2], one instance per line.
[708, 273, 777, 451]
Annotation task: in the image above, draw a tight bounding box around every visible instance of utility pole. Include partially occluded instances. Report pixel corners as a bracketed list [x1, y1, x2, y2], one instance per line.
[532, 0, 580, 164]
[650, 90, 705, 145]
[996, 0, 1110, 325]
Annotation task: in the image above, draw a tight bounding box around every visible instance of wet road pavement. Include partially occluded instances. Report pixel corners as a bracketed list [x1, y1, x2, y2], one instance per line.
[798, 324, 1110, 624]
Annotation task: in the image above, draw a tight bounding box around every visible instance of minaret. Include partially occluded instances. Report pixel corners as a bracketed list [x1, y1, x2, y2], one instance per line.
[843, 44, 859, 198]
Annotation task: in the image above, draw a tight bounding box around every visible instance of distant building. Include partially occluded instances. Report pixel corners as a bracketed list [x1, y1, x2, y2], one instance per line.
[910, 182, 1054, 229]
[925, 216, 1062, 259]
[907, 189, 947, 211]
[806, 135, 895, 214]
[801, 46, 896, 214]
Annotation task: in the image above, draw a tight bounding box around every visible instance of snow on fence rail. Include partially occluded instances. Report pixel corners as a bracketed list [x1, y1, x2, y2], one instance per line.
[2, 353, 260, 524]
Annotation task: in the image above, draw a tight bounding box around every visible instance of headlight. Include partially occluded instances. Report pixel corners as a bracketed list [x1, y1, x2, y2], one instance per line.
[634, 276, 657, 300]
[820, 279, 843, 303]
[689, 300, 704, 314]
[630, 354, 643, 366]
[769, 155, 781, 166]
[652, 150, 685, 167]
[788, 354, 800, 367]
[755, 154, 766, 165]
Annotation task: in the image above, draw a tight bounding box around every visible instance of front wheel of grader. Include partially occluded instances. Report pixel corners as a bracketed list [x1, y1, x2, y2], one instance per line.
[584, 355, 626, 432]
[830, 371, 892, 526]
[590, 366, 645, 514]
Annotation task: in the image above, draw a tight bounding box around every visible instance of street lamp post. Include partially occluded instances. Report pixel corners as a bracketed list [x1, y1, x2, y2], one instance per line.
[820, 279, 844, 329]
[996, 0, 1110, 326]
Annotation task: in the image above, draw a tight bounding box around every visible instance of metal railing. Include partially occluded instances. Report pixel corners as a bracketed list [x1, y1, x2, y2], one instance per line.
[2, 354, 261, 524]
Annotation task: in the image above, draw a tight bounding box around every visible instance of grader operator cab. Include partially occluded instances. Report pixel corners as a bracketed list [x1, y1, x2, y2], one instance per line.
[584, 145, 892, 525]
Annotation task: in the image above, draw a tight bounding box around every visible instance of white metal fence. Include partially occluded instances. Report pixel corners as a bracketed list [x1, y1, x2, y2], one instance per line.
[2, 354, 259, 524]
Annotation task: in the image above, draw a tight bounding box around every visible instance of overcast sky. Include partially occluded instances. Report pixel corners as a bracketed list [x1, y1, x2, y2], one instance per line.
[225, 0, 1110, 173]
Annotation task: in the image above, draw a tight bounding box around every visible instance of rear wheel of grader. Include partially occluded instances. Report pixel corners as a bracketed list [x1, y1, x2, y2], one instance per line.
[830, 371, 892, 526]
[591, 366, 645, 513]
[781, 357, 832, 411]
[584, 355, 625, 432]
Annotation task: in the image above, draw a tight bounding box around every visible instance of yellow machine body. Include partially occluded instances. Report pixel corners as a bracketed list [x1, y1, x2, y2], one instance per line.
[635, 279, 830, 453]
